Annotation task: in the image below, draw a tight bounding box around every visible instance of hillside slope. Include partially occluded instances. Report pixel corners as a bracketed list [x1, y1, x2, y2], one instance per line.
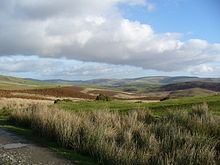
[166, 88, 217, 99]
[0, 75, 54, 90]
[40, 76, 220, 93]
[160, 81, 220, 92]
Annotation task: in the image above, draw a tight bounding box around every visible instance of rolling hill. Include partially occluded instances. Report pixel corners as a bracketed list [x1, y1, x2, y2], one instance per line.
[165, 88, 217, 99]
[41, 76, 220, 86]
[0, 75, 54, 90]
[160, 81, 220, 92]
[61, 77, 219, 94]
[1, 75, 220, 99]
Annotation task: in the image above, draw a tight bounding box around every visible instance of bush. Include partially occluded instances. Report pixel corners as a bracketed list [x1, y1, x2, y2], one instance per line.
[54, 99, 72, 104]
[95, 94, 111, 101]
[160, 97, 169, 101]
[54, 99, 61, 104]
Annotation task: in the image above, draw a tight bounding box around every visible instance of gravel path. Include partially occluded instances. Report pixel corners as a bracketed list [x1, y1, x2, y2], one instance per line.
[0, 128, 74, 165]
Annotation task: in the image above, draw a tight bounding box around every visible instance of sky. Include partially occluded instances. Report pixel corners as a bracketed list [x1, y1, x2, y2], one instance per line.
[0, 0, 219, 80]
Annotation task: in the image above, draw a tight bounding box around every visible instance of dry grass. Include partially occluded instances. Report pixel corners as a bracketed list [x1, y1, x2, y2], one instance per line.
[0, 98, 53, 110]
[3, 102, 220, 164]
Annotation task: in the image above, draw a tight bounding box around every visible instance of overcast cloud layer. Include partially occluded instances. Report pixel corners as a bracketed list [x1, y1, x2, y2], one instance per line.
[0, 0, 220, 78]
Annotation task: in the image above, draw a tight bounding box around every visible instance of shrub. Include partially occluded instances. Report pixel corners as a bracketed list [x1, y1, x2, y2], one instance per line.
[95, 94, 111, 101]
[160, 97, 169, 101]
[54, 99, 72, 104]
[54, 99, 61, 104]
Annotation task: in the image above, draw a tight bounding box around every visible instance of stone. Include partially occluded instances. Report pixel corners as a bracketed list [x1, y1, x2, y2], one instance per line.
[2, 143, 27, 149]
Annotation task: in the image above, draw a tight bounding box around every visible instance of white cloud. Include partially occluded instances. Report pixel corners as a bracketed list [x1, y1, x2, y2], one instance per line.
[0, 0, 219, 74]
[188, 64, 214, 75]
[0, 55, 145, 80]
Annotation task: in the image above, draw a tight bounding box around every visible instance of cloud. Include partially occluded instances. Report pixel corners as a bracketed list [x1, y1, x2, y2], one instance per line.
[188, 64, 214, 75]
[3, 0, 149, 20]
[1, 55, 219, 80]
[0, 0, 220, 73]
[0, 55, 146, 80]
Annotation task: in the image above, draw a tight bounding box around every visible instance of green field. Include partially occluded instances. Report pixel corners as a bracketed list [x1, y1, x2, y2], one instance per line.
[55, 94, 220, 115]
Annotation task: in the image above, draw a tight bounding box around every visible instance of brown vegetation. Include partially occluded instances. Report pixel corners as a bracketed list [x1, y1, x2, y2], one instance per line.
[0, 86, 163, 102]
[15, 87, 95, 99]
[0, 90, 52, 100]
[0, 86, 95, 101]
[161, 81, 220, 92]
[88, 89, 120, 97]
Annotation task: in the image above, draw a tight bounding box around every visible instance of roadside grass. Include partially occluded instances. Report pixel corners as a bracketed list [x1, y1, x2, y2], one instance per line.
[0, 109, 96, 165]
[54, 94, 220, 115]
[4, 103, 220, 164]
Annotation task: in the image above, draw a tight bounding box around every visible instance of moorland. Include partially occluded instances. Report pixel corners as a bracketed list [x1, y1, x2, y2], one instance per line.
[0, 74, 220, 164]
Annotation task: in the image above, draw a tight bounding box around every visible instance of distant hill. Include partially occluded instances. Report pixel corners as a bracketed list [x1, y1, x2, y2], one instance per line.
[160, 81, 220, 92]
[41, 76, 220, 86]
[0, 75, 54, 90]
[166, 88, 217, 99]
[2, 75, 220, 94]
[39, 76, 220, 93]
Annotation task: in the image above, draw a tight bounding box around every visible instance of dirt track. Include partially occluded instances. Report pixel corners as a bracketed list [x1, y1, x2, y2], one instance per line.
[0, 128, 73, 165]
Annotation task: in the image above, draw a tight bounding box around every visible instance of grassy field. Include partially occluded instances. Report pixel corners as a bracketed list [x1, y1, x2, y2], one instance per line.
[55, 94, 220, 115]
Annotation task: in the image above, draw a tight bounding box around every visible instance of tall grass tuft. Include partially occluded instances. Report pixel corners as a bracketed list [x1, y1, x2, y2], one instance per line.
[7, 102, 220, 164]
